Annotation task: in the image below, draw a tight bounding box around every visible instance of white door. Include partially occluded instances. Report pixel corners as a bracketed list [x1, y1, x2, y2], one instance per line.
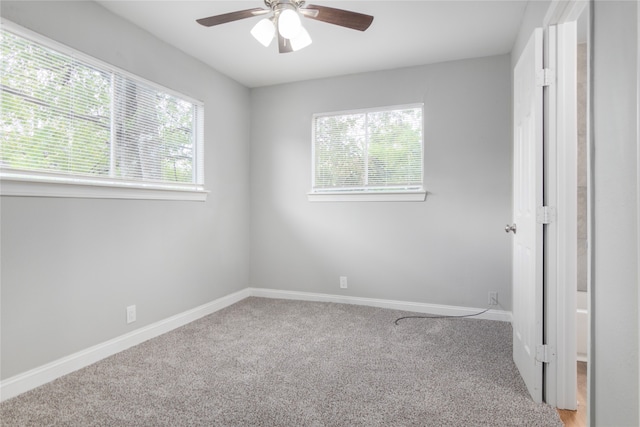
[510, 27, 544, 403]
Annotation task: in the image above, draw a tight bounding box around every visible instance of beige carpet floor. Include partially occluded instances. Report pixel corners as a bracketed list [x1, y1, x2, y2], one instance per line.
[0, 297, 563, 426]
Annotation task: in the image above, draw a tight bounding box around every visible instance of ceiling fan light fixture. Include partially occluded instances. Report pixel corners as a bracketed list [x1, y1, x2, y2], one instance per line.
[250, 18, 275, 47]
[197, 2, 374, 54]
[290, 26, 312, 51]
[277, 8, 302, 39]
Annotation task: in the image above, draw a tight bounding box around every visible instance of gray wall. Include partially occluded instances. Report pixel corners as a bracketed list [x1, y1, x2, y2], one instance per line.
[592, 1, 639, 425]
[249, 55, 513, 310]
[0, 1, 251, 379]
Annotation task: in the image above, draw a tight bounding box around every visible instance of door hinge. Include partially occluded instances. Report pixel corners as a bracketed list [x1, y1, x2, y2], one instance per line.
[537, 206, 556, 224]
[535, 344, 555, 363]
[536, 68, 555, 87]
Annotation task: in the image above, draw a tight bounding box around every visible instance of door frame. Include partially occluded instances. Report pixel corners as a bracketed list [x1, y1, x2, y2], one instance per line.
[637, 2, 640, 424]
[542, 0, 589, 410]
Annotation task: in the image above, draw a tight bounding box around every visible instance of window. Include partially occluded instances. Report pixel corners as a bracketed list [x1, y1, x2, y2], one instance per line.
[0, 23, 205, 200]
[310, 104, 425, 201]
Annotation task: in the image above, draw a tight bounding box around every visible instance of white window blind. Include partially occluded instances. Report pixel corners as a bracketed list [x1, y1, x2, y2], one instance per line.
[0, 24, 204, 196]
[312, 104, 424, 194]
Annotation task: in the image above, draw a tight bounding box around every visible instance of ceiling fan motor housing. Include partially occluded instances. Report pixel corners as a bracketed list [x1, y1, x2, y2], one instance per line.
[264, 0, 306, 11]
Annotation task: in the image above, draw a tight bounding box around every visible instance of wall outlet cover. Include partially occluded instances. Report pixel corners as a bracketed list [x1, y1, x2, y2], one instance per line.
[488, 292, 498, 306]
[126, 305, 136, 324]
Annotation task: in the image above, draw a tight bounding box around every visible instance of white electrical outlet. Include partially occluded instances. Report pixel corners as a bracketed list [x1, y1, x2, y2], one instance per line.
[488, 292, 498, 306]
[339, 276, 348, 289]
[126, 305, 136, 324]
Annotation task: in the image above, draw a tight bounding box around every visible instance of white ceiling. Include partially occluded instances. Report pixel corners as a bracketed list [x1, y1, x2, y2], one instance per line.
[96, 0, 529, 88]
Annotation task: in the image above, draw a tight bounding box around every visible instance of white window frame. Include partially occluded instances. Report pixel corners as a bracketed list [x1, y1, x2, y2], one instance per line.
[0, 20, 207, 201]
[309, 103, 426, 202]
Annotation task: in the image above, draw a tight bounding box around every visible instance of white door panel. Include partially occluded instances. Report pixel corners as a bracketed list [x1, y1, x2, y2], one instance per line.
[512, 27, 544, 403]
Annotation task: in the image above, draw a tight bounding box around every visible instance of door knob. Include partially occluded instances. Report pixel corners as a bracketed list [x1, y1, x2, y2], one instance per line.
[505, 224, 517, 234]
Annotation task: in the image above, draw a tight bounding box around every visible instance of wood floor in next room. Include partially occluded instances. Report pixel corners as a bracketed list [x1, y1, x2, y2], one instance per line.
[557, 362, 587, 427]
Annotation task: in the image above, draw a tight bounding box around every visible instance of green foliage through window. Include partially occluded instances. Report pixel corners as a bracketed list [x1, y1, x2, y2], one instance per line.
[1, 27, 203, 187]
[313, 105, 423, 192]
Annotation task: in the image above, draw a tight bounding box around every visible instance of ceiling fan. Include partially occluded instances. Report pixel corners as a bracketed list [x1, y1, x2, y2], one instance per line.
[196, 0, 374, 53]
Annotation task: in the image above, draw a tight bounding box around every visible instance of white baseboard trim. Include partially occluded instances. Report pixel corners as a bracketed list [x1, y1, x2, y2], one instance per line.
[247, 288, 512, 323]
[1, 287, 512, 402]
[0, 288, 250, 402]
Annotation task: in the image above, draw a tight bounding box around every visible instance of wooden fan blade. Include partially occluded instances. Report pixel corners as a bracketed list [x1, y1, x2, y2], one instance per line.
[303, 5, 373, 31]
[278, 33, 294, 54]
[196, 8, 269, 27]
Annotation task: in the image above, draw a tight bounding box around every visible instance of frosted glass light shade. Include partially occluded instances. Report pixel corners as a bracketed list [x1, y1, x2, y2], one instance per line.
[251, 18, 275, 47]
[290, 27, 312, 51]
[278, 9, 302, 39]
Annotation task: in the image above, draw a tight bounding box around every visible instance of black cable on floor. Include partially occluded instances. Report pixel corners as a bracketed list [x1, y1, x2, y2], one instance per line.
[394, 308, 491, 325]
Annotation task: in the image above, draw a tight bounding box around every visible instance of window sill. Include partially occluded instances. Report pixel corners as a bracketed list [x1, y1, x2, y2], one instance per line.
[307, 190, 427, 202]
[0, 175, 208, 201]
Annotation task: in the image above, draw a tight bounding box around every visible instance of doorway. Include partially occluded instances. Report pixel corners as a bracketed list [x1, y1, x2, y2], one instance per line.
[542, 0, 591, 422]
[569, 6, 590, 425]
